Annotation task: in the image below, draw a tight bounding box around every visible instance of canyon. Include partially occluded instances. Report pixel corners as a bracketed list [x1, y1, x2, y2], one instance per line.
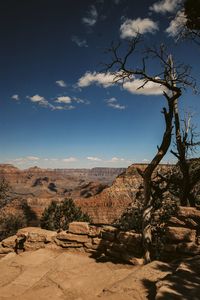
[0, 163, 173, 225]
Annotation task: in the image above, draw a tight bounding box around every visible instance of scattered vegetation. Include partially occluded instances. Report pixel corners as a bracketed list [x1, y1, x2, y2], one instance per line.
[0, 213, 27, 241]
[40, 198, 92, 231]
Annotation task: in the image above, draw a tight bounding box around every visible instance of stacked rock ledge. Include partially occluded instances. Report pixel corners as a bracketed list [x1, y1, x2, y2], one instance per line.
[0, 207, 200, 263]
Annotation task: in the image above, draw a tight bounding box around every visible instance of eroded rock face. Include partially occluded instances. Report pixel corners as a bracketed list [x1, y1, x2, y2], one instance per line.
[75, 164, 173, 224]
[0, 164, 124, 224]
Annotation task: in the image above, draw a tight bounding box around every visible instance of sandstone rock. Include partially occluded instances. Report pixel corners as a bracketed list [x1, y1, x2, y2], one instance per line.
[54, 238, 83, 248]
[88, 225, 102, 237]
[17, 227, 56, 243]
[68, 222, 89, 235]
[92, 237, 102, 245]
[121, 253, 143, 265]
[24, 242, 45, 251]
[117, 231, 142, 245]
[168, 217, 186, 227]
[185, 218, 199, 229]
[0, 246, 14, 254]
[56, 232, 91, 243]
[178, 206, 200, 221]
[1, 235, 17, 248]
[177, 242, 200, 255]
[165, 227, 196, 242]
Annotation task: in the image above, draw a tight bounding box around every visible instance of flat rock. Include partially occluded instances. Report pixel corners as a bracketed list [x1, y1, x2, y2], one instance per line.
[68, 222, 90, 235]
[165, 227, 196, 242]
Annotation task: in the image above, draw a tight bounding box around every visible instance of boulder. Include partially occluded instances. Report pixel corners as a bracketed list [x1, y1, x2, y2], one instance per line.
[68, 222, 89, 235]
[17, 227, 56, 243]
[117, 231, 142, 246]
[0, 246, 14, 254]
[88, 225, 102, 237]
[178, 207, 200, 221]
[165, 227, 196, 243]
[1, 235, 17, 249]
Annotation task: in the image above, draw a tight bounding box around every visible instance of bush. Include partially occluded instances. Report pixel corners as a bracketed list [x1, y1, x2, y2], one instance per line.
[40, 199, 92, 231]
[0, 213, 27, 241]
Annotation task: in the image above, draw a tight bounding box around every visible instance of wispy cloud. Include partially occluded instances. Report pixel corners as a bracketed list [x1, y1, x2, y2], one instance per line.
[55, 80, 67, 87]
[71, 35, 88, 47]
[150, 0, 182, 14]
[120, 18, 159, 39]
[165, 10, 186, 37]
[106, 97, 125, 110]
[86, 156, 131, 164]
[10, 156, 40, 165]
[11, 94, 20, 101]
[27, 94, 89, 110]
[82, 5, 98, 26]
[87, 156, 102, 161]
[62, 157, 78, 163]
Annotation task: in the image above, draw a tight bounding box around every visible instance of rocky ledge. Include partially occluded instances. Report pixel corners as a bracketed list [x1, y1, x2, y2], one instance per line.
[1, 206, 200, 264]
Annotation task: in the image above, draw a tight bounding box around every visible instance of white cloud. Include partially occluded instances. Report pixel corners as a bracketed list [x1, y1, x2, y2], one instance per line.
[72, 36, 88, 47]
[26, 156, 40, 161]
[82, 5, 98, 26]
[27, 94, 49, 107]
[87, 156, 102, 161]
[53, 105, 75, 110]
[106, 97, 125, 110]
[28, 94, 45, 103]
[55, 96, 72, 104]
[150, 0, 182, 14]
[55, 80, 67, 87]
[78, 71, 116, 88]
[165, 10, 186, 37]
[142, 158, 150, 162]
[11, 94, 19, 101]
[11, 156, 40, 165]
[120, 18, 158, 39]
[108, 157, 126, 163]
[62, 157, 78, 163]
[108, 103, 125, 110]
[27, 94, 76, 110]
[78, 72, 166, 96]
[123, 79, 166, 95]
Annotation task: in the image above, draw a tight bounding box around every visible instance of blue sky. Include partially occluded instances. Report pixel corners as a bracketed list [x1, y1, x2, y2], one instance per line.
[0, 0, 200, 169]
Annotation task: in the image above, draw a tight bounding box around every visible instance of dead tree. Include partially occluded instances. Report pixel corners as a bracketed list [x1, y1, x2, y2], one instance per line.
[105, 37, 194, 263]
[171, 111, 200, 206]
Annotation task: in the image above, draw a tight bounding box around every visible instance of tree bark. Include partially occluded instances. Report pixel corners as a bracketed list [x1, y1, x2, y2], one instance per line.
[142, 98, 175, 263]
[173, 99, 194, 206]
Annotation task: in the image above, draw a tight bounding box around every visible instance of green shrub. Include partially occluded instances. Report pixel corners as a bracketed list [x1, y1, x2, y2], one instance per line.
[40, 199, 92, 231]
[0, 213, 27, 241]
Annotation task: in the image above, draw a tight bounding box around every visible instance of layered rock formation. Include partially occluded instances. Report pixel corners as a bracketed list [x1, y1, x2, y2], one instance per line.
[0, 164, 125, 222]
[76, 164, 173, 224]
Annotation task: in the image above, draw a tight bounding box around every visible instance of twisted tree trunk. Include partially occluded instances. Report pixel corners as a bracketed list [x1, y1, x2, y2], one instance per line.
[142, 98, 175, 263]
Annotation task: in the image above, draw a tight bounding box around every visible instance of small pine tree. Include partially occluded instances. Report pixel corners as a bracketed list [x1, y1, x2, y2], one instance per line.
[0, 213, 27, 241]
[40, 199, 91, 231]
